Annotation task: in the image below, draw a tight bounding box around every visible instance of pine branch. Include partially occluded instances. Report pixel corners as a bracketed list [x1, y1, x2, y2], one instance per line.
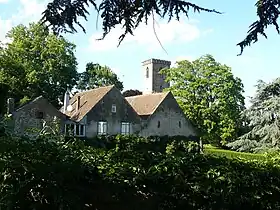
[237, 0, 280, 55]
[41, 0, 221, 44]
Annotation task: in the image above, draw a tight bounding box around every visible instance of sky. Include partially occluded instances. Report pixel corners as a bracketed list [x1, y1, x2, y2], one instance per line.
[0, 0, 279, 106]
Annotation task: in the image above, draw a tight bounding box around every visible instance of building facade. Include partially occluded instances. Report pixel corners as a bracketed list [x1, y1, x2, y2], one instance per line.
[142, 58, 171, 94]
[8, 58, 198, 139]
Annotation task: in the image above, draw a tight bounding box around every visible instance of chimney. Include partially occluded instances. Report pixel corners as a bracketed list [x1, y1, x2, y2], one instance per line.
[7, 98, 15, 114]
[76, 96, 81, 112]
[63, 89, 70, 113]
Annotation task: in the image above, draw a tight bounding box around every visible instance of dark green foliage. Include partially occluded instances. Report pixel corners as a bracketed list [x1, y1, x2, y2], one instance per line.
[0, 83, 9, 115]
[41, 0, 280, 54]
[227, 78, 280, 153]
[2, 133, 280, 209]
[41, 0, 220, 47]
[0, 22, 78, 108]
[77, 62, 123, 91]
[162, 55, 245, 146]
[122, 89, 142, 97]
[237, 0, 280, 55]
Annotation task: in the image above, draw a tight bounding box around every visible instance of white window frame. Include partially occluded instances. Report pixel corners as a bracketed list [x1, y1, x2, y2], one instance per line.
[64, 123, 85, 137]
[98, 121, 107, 135]
[75, 124, 86, 137]
[121, 122, 130, 135]
[111, 104, 116, 113]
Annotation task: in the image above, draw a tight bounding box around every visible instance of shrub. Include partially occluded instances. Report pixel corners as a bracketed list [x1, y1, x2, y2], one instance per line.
[1, 134, 280, 209]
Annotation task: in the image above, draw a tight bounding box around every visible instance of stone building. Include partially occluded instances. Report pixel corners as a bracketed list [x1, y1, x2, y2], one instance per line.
[10, 96, 67, 137]
[125, 92, 196, 137]
[142, 58, 171, 94]
[8, 58, 198, 138]
[61, 85, 141, 137]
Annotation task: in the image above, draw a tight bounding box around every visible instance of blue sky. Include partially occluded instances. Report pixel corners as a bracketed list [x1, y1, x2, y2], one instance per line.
[0, 0, 279, 105]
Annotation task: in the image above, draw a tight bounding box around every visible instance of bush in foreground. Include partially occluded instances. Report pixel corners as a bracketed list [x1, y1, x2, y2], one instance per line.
[1, 134, 280, 209]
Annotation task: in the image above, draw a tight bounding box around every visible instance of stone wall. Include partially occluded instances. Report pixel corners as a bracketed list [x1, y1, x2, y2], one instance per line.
[85, 87, 141, 137]
[139, 93, 196, 137]
[12, 97, 66, 138]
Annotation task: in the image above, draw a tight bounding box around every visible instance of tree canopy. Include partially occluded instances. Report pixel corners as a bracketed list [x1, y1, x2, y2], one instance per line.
[227, 78, 280, 153]
[0, 22, 78, 108]
[161, 54, 245, 145]
[77, 62, 124, 91]
[40, 0, 279, 55]
[122, 89, 142, 97]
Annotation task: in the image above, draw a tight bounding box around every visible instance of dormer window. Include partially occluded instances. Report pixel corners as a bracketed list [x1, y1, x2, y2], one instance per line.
[146, 67, 149, 78]
[111, 104, 116, 113]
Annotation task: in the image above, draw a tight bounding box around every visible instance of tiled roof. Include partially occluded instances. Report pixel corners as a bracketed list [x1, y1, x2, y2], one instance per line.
[15, 96, 67, 119]
[125, 92, 169, 116]
[62, 85, 114, 121]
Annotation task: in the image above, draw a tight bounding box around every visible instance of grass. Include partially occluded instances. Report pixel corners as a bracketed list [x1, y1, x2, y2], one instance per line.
[203, 144, 266, 161]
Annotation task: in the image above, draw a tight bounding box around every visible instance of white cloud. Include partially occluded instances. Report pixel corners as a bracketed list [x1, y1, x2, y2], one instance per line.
[88, 17, 201, 52]
[202, 28, 213, 36]
[0, 0, 9, 3]
[0, 18, 12, 43]
[0, 0, 50, 43]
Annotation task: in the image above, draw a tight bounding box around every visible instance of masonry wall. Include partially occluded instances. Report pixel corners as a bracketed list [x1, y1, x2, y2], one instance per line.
[139, 94, 197, 137]
[85, 87, 141, 138]
[13, 99, 65, 138]
[142, 59, 171, 94]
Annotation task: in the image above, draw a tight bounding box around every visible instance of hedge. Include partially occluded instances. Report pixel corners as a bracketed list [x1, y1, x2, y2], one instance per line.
[1, 134, 280, 209]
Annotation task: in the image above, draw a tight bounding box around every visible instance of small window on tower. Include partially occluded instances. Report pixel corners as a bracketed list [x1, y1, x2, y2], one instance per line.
[146, 67, 149, 78]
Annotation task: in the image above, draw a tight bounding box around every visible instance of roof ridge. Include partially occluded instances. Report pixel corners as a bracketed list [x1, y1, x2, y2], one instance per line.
[125, 91, 169, 99]
[78, 85, 115, 95]
[149, 92, 170, 114]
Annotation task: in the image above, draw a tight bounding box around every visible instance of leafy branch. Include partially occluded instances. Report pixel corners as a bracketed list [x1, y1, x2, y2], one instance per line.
[237, 0, 280, 55]
[41, 0, 221, 47]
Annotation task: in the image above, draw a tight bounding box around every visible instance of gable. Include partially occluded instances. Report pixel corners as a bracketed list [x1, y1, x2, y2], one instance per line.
[86, 86, 141, 123]
[62, 85, 114, 121]
[125, 92, 169, 116]
[14, 96, 66, 120]
[154, 93, 198, 135]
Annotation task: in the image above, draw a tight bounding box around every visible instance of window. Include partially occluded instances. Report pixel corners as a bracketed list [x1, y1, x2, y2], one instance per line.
[157, 121, 160, 128]
[146, 67, 149, 78]
[121, 122, 130, 135]
[111, 104, 116, 113]
[35, 111, 44, 119]
[179, 121, 181, 128]
[75, 124, 85, 136]
[98, 121, 107, 135]
[65, 123, 85, 136]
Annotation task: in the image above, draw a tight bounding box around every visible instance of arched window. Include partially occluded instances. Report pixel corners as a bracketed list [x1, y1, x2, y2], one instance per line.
[146, 67, 149, 78]
[157, 121, 160, 128]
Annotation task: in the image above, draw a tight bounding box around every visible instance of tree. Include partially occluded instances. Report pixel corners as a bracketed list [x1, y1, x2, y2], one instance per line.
[227, 78, 280, 153]
[122, 89, 142, 97]
[0, 83, 9, 115]
[0, 22, 78, 107]
[77, 62, 123, 91]
[40, 0, 279, 55]
[161, 54, 245, 145]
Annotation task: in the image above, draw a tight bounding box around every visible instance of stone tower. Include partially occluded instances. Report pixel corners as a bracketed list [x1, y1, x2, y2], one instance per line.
[142, 58, 171, 94]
